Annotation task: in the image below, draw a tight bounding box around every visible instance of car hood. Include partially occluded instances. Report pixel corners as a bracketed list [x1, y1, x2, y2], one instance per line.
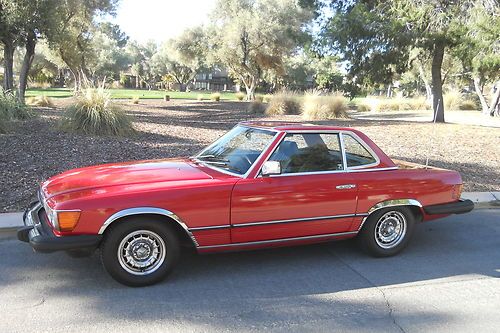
[41, 158, 213, 199]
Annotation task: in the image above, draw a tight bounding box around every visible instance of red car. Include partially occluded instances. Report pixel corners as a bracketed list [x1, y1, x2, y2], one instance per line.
[18, 121, 473, 286]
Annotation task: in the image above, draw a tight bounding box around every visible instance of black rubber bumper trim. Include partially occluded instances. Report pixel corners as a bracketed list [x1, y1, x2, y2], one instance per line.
[18, 202, 102, 253]
[423, 199, 474, 215]
[29, 233, 102, 253]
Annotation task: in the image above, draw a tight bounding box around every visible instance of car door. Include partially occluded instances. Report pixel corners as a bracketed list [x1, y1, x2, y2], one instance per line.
[230, 132, 358, 243]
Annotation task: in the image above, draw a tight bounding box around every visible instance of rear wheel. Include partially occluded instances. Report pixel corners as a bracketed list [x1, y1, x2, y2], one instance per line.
[100, 217, 180, 286]
[358, 207, 415, 257]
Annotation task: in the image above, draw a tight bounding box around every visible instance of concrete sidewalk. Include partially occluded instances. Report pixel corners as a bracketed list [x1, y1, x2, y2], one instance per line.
[1, 192, 498, 231]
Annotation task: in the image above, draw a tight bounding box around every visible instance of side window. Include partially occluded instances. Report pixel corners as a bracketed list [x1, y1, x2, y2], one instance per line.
[269, 133, 344, 174]
[343, 134, 377, 168]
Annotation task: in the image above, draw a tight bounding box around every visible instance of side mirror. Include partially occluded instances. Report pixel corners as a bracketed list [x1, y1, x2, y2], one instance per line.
[261, 161, 281, 176]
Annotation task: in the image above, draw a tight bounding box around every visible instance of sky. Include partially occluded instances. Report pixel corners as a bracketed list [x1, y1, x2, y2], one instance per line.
[112, 0, 217, 44]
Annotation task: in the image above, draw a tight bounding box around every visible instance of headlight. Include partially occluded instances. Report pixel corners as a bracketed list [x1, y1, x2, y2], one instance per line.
[38, 189, 81, 231]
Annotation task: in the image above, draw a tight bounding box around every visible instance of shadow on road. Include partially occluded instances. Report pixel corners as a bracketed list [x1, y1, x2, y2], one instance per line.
[0, 210, 498, 331]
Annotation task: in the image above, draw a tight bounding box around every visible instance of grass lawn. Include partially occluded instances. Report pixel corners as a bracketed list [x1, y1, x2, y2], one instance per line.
[26, 87, 240, 100]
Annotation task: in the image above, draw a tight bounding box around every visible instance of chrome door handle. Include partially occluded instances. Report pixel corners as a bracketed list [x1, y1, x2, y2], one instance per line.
[336, 184, 356, 189]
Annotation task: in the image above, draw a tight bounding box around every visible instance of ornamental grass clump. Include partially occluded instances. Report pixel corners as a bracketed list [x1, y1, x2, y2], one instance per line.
[444, 89, 463, 111]
[247, 101, 267, 114]
[302, 90, 348, 120]
[26, 95, 54, 108]
[210, 92, 221, 101]
[235, 92, 245, 101]
[265, 90, 301, 116]
[63, 87, 133, 136]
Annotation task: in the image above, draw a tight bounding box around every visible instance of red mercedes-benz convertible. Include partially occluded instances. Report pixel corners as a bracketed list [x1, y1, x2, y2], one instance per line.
[18, 121, 473, 286]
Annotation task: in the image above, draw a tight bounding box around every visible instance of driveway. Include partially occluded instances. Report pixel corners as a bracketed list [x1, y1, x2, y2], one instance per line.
[0, 209, 499, 333]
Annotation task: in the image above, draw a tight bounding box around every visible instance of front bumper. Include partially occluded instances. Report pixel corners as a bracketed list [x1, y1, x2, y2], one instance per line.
[423, 199, 474, 215]
[17, 202, 102, 253]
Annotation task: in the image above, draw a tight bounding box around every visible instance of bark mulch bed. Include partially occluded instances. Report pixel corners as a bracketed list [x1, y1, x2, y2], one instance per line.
[1, 99, 498, 212]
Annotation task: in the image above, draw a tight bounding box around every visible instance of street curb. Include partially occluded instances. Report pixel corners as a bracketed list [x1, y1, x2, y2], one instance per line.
[1, 192, 498, 231]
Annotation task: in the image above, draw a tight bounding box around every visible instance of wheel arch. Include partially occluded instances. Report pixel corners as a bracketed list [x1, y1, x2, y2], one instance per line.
[359, 199, 423, 231]
[98, 207, 199, 247]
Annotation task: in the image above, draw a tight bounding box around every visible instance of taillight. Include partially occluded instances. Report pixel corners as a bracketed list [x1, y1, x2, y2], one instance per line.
[451, 184, 463, 200]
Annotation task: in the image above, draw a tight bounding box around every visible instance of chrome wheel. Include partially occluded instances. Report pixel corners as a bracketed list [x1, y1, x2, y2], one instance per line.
[117, 230, 166, 276]
[374, 211, 407, 249]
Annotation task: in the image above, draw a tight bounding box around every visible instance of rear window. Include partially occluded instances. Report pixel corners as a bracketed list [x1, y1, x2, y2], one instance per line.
[344, 134, 377, 167]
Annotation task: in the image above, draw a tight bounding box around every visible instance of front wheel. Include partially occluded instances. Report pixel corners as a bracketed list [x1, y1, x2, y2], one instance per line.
[100, 217, 180, 286]
[357, 207, 415, 257]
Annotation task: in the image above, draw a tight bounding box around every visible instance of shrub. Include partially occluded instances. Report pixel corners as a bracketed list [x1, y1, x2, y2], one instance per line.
[0, 90, 33, 120]
[444, 89, 463, 111]
[358, 96, 431, 112]
[131, 96, 140, 104]
[210, 92, 221, 101]
[62, 87, 133, 136]
[459, 99, 478, 110]
[302, 91, 348, 120]
[247, 101, 267, 114]
[197, 94, 204, 101]
[26, 95, 54, 108]
[235, 92, 245, 101]
[265, 91, 301, 116]
[255, 94, 264, 103]
[356, 103, 371, 112]
[408, 96, 431, 110]
[263, 94, 272, 103]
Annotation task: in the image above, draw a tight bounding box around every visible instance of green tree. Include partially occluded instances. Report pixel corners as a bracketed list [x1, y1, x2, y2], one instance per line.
[456, 2, 500, 116]
[152, 27, 207, 92]
[323, 0, 496, 122]
[208, 0, 314, 100]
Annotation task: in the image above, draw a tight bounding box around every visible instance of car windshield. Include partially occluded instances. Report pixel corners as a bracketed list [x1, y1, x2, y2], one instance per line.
[195, 125, 276, 175]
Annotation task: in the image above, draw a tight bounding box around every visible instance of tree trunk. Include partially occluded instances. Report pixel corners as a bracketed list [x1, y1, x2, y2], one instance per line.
[243, 77, 256, 101]
[2, 38, 15, 92]
[417, 61, 432, 101]
[431, 41, 445, 123]
[473, 77, 490, 114]
[18, 31, 37, 104]
[489, 80, 500, 117]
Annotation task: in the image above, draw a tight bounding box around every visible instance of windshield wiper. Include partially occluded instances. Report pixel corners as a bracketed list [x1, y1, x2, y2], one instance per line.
[201, 160, 243, 174]
[196, 154, 229, 162]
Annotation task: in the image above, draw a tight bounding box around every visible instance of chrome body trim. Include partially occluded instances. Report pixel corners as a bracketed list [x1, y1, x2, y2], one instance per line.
[189, 225, 231, 231]
[197, 231, 359, 250]
[189, 213, 369, 232]
[232, 213, 365, 228]
[357, 199, 423, 231]
[339, 132, 348, 171]
[98, 207, 199, 247]
[336, 184, 356, 190]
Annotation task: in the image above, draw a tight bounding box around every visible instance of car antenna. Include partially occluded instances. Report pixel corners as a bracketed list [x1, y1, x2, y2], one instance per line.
[425, 99, 440, 169]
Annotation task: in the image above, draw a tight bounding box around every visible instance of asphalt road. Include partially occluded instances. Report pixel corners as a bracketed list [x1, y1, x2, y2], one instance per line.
[0, 209, 499, 333]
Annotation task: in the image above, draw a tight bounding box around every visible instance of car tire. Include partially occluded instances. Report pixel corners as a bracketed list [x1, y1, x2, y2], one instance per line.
[357, 207, 415, 257]
[100, 217, 180, 287]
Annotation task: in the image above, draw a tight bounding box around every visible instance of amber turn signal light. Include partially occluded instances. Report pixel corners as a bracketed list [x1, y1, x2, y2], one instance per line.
[57, 211, 81, 231]
[451, 184, 463, 200]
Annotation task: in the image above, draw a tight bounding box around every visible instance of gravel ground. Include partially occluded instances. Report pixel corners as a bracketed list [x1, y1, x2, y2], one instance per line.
[0, 99, 498, 212]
